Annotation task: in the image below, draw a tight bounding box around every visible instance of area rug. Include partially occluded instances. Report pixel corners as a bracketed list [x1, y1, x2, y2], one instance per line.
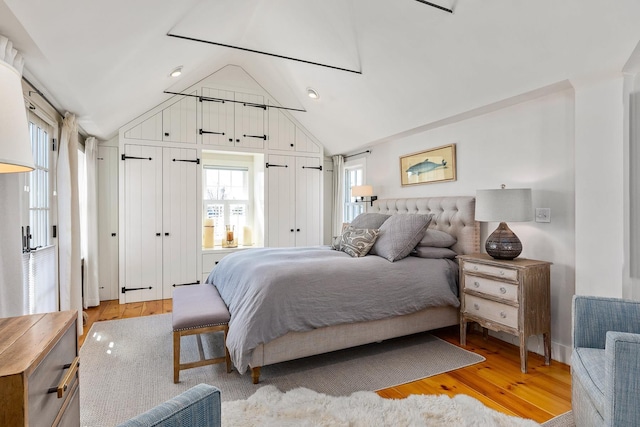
[541, 412, 574, 427]
[221, 385, 541, 426]
[80, 313, 484, 426]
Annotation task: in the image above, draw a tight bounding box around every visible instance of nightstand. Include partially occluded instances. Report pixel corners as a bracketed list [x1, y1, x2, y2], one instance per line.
[458, 253, 551, 373]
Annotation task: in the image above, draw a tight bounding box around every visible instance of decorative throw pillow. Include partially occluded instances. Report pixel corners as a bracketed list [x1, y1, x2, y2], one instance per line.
[418, 229, 457, 248]
[339, 227, 380, 257]
[349, 213, 391, 230]
[370, 214, 431, 262]
[331, 223, 353, 250]
[412, 246, 458, 259]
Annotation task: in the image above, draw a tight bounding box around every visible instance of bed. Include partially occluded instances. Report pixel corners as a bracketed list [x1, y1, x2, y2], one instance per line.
[206, 196, 479, 383]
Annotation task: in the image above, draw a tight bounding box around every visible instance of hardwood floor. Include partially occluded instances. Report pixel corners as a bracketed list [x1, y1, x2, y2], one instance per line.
[81, 299, 571, 424]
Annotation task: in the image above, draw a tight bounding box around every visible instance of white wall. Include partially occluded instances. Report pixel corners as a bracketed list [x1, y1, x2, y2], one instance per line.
[366, 89, 576, 363]
[573, 77, 625, 298]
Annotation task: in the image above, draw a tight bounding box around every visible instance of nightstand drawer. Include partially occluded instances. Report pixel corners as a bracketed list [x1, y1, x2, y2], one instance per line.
[464, 275, 518, 302]
[464, 262, 518, 281]
[464, 295, 518, 329]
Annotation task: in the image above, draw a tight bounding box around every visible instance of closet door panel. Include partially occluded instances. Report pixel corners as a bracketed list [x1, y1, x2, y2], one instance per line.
[201, 88, 235, 147]
[267, 109, 296, 151]
[295, 128, 321, 154]
[162, 95, 197, 144]
[97, 146, 119, 301]
[295, 157, 322, 246]
[236, 92, 265, 149]
[162, 148, 198, 299]
[267, 154, 295, 247]
[123, 112, 163, 141]
[123, 144, 163, 303]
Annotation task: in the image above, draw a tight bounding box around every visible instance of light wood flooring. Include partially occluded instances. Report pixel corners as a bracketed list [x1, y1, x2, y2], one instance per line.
[82, 299, 571, 424]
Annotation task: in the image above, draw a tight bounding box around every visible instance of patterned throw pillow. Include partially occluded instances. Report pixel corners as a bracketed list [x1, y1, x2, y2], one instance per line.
[339, 227, 380, 257]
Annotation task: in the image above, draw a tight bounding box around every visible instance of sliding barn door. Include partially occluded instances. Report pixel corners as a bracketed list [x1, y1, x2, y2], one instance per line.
[162, 147, 198, 299]
[122, 144, 163, 303]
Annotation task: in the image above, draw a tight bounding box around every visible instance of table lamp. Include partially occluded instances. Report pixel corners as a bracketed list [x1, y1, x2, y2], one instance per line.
[475, 185, 532, 260]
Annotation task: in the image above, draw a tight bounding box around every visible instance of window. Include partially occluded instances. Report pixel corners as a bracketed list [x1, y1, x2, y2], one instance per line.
[26, 118, 52, 249]
[203, 165, 250, 244]
[22, 112, 56, 314]
[343, 162, 365, 222]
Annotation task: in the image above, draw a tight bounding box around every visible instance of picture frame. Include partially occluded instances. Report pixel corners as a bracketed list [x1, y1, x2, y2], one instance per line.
[399, 143, 456, 186]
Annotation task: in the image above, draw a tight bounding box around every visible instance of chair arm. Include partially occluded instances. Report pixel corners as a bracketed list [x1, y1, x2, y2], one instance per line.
[572, 295, 640, 349]
[117, 384, 221, 427]
[605, 332, 640, 426]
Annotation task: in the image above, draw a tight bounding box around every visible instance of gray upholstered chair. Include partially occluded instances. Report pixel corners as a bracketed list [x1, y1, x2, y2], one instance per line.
[117, 384, 221, 427]
[571, 295, 640, 426]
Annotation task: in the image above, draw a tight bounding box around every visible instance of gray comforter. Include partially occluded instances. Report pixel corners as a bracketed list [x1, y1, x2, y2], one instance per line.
[206, 246, 459, 374]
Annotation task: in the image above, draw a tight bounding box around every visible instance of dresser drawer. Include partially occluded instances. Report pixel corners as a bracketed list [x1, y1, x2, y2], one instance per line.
[202, 252, 228, 272]
[464, 295, 518, 329]
[464, 275, 518, 302]
[28, 321, 78, 427]
[464, 261, 518, 281]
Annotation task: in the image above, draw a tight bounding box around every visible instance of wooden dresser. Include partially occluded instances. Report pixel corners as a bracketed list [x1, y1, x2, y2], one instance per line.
[0, 310, 80, 427]
[458, 254, 551, 373]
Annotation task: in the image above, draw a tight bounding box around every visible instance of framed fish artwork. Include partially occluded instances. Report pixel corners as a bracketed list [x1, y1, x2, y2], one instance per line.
[399, 143, 456, 186]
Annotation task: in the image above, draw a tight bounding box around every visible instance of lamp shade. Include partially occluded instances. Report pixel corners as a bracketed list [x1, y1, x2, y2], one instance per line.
[351, 185, 373, 198]
[0, 36, 34, 173]
[475, 188, 533, 222]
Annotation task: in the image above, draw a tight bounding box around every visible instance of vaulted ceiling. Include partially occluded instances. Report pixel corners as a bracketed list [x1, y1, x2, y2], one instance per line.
[2, 0, 640, 155]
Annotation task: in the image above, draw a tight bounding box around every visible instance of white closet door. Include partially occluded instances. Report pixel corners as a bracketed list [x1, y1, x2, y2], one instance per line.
[267, 109, 296, 151]
[235, 92, 265, 149]
[267, 154, 295, 247]
[295, 157, 322, 246]
[201, 88, 235, 147]
[162, 147, 198, 299]
[122, 144, 163, 303]
[162, 95, 197, 144]
[97, 146, 119, 301]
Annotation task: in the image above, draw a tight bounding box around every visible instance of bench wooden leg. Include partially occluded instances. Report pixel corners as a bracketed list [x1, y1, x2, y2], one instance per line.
[224, 325, 231, 373]
[173, 331, 181, 383]
[251, 366, 261, 384]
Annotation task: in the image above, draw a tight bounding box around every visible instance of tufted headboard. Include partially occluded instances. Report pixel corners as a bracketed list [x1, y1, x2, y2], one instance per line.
[371, 197, 480, 255]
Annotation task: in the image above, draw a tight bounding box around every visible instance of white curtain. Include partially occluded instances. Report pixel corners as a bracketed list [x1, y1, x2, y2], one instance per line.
[83, 137, 100, 308]
[0, 174, 25, 318]
[331, 155, 345, 236]
[58, 112, 83, 336]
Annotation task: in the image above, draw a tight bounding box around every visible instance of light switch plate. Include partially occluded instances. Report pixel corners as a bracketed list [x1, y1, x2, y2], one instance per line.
[535, 208, 551, 223]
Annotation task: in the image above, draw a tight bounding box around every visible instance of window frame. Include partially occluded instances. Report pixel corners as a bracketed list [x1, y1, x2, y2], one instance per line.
[343, 158, 367, 223]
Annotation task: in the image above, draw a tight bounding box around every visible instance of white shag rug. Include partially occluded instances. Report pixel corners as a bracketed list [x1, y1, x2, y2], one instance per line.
[222, 385, 540, 427]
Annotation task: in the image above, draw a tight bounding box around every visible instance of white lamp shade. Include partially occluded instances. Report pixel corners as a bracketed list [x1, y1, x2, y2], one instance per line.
[475, 188, 533, 222]
[351, 185, 373, 198]
[0, 60, 34, 173]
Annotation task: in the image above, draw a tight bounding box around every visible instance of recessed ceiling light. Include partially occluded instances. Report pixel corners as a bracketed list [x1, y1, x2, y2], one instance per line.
[170, 66, 183, 77]
[307, 88, 319, 99]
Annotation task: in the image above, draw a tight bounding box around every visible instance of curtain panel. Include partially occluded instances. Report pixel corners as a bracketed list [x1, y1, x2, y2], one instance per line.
[331, 155, 345, 237]
[58, 112, 83, 335]
[83, 137, 100, 307]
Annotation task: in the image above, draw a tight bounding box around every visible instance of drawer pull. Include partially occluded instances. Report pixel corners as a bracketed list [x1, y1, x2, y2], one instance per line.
[500, 287, 507, 294]
[473, 281, 480, 288]
[473, 303, 480, 310]
[48, 356, 80, 398]
[473, 266, 479, 271]
[500, 311, 507, 319]
[499, 270, 505, 276]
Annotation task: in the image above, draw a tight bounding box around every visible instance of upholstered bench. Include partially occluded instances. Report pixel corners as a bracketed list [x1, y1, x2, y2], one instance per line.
[172, 285, 231, 383]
